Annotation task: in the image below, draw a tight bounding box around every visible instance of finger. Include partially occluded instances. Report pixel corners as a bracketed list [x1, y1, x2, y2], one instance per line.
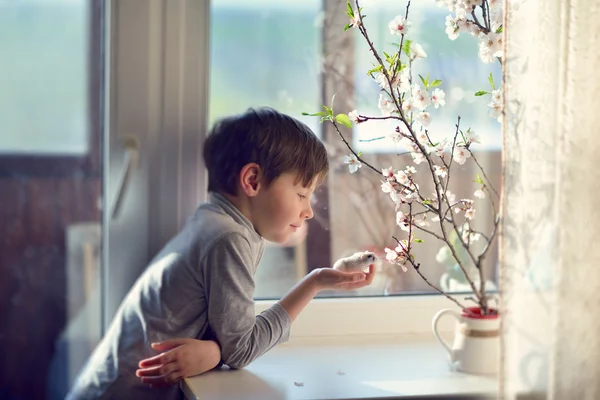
[333, 271, 366, 288]
[364, 264, 376, 283]
[138, 349, 176, 368]
[136, 361, 178, 377]
[140, 370, 183, 388]
[151, 338, 189, 351]
[346, 271, 366, 283]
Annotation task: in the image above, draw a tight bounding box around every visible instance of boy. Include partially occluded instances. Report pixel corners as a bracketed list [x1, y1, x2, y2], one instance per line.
[68, 107, 376, 399]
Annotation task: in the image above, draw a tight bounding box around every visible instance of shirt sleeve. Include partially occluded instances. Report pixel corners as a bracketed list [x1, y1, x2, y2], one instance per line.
[203, 232, 291, 369]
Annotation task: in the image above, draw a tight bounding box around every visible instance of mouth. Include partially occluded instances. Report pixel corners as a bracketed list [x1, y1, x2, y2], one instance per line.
[290, 224, 300, 232]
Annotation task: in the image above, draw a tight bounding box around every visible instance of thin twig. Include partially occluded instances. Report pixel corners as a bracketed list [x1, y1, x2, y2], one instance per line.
[469, 150, 500, 198]
[413, 225, 445, 241]
[359, 115, 403, 121]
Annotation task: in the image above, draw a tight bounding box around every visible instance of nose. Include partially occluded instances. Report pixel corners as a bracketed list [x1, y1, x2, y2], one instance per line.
[302, 203, 314, 220]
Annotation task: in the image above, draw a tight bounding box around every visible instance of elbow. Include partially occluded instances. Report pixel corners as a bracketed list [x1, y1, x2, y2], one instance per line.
[221, 346, 256, 369]
[221, 355, 251, 370]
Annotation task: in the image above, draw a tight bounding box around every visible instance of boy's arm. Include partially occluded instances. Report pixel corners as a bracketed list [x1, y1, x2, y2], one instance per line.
[206, 234, 376, 369]
[205, 233, 291, 369]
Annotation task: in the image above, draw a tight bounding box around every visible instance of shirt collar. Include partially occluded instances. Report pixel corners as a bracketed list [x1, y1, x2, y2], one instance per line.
[208, 192, 262, 242]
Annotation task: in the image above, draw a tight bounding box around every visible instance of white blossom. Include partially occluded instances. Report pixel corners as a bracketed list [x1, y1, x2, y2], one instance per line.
[433, 140, 447, 157]
[412, 85, 431, 110]
[381, 180, 393, 193]
[394, 170, 410, 185]
[416, 111, 432, 127]
[388, 15, 411, 36]
[402, 98, 416, 115]
[412, 151, 427, 165]
[452, 146, 471, 165]
[491, 89, 502, 103]
[488, 100, 503, 122]
[416, 131, 429, 145]
[382, 167, 395, 179]
[465, 207, 476, 220]
[469, 232, 481, 242]
[445, 15, 460, 40]
[348, 9, 361, 29]
[478, 32, 503, 64]
[434, 165, 448, 178]
[377, 70, 411, 94]
[384, 247, 408, 272]
[399, 136, 417, 152]
[396, 211, 410, 231]
[348, 110, 360, 123]
[410, 43, 427, 60]
[405, 166, 417, 174]
[389, 130, 403, 143]
[465, 130, 481, 145]
[431, 88, 446, 109]
[469, 22, 483, 37]
[378, 94, 396, 116]
[416, 214, 430, 227]
[474, 189, 486, 199]
[385, 247, 399, 262]
[343, 154, 362, 173]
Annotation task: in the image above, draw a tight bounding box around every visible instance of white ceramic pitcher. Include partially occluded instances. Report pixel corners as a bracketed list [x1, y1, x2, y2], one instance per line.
[432, 307, 499, 375]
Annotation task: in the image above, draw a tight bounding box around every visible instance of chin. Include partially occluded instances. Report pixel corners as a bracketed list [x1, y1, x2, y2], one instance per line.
[265, 233, 291, 245]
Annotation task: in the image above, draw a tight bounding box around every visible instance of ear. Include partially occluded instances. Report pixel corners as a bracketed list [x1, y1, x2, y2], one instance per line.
[239, 163, 263, 197]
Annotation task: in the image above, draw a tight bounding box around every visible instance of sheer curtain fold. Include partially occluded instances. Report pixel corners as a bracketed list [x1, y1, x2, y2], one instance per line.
[501, 0, 600, 399]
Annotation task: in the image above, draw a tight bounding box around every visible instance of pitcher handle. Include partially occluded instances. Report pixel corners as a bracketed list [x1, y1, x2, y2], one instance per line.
[432, 308, 461, 362]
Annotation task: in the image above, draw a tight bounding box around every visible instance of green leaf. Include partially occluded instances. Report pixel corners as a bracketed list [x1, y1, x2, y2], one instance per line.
[344, 23, 351, 31]
[430, 79, 442, 88]
[330, 93, 337, 114]
[418, 74, 427, 87]
[302, 111, 327, 117]
[335, 113, 352, 128]
[357, 151, 363, 157]
[367, 64, 383, 76]
[496, 26, 503, 34]
[346, 2, 354, 16]
[402, 39, 413, 57]
[414, 239, 424, 243]
[474, 174, 484, 185]
[474, 90, 489, 96]
[489, 73, 495, 90]
[422, 200, 432, 205]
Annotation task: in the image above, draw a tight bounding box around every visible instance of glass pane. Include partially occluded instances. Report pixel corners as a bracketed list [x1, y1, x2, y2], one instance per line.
[209, 0, 500, 300]
[0, 1, 102, 399]
[0, 0, 89, 155]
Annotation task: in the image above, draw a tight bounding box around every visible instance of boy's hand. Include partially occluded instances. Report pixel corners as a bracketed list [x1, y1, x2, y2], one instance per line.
[136, 338, 221, 387]
[312, 264, 376, 292]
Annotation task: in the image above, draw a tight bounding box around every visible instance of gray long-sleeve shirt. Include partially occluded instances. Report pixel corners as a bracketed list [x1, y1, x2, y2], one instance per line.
[68, 192, 291, 399]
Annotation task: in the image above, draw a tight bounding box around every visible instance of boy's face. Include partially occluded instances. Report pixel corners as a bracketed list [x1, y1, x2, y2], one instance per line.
[249, 171, 317, 244]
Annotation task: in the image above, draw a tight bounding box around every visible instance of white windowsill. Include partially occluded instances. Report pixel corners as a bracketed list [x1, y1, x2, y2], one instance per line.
[181, 334, 498, 400]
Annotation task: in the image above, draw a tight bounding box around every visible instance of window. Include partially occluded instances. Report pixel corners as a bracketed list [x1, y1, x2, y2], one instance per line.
[209, 0, 501, 300]
[0, 0, 90, 155]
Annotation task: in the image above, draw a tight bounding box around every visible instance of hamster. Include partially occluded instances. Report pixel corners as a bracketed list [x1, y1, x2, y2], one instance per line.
[332, 251, 378, 272]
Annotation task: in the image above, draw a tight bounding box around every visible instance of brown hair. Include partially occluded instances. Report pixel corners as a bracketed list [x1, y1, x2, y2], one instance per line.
[203, 107, 329, 195]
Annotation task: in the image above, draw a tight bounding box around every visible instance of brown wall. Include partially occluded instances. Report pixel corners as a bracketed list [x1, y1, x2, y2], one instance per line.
[0, 176, 100, 399]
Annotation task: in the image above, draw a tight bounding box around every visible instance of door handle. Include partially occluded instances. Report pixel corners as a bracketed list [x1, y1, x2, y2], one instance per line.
[110, 135, 139, 219]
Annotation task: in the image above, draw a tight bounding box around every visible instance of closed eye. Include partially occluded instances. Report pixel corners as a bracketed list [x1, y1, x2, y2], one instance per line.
[298, 194, 307, 200]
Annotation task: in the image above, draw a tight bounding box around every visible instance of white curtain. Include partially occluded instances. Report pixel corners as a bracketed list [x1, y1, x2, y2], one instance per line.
[501, 0, 600, 399]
